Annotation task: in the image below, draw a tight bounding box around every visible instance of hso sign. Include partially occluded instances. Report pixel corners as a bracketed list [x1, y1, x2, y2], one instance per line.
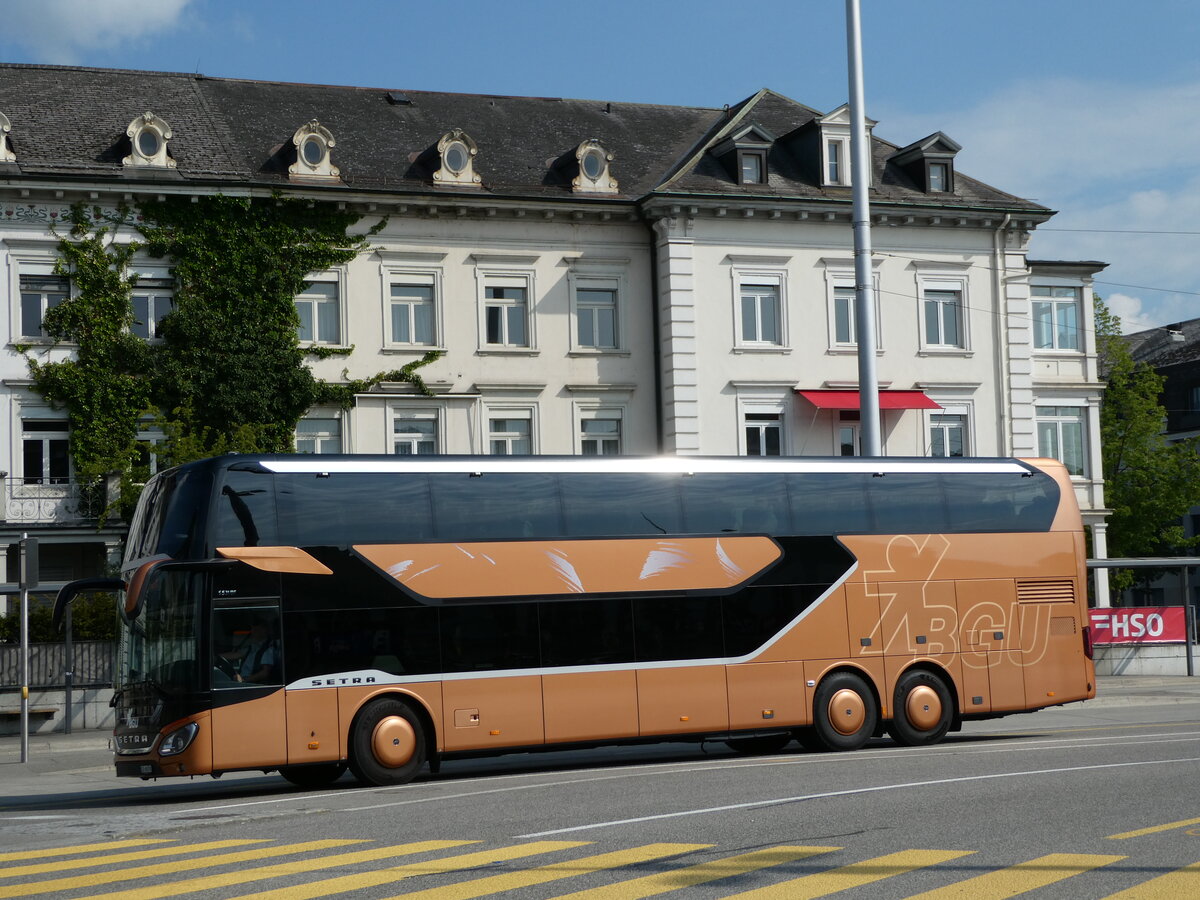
[1088, 607, 1187, 644]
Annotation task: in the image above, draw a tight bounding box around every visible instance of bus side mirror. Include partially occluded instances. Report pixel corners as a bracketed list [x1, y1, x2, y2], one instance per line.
[54, 578, 125, 631]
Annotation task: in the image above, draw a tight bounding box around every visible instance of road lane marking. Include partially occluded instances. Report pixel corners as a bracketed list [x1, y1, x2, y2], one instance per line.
[227, 842, 590, 900]
[0, 839, 174, 862]
[518, 756, 1200, 836]
[1109, 817, 1200, 840]
[375, 844, 715, 900]
[0, 840, 365, 898]
[906, 853, 1125, 899]
[71, 841, 476, 900]
[720, 849, 974, 899]
[543, 846, 833, 900]
[0, 839, 265, 878]
[1100, 859, 1200, 898]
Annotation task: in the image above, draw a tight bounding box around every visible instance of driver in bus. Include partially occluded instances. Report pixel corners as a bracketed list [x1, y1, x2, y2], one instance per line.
[223, 618, 279, 684]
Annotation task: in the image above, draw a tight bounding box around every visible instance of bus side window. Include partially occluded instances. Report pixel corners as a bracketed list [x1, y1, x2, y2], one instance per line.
[561, 474, 683, 536]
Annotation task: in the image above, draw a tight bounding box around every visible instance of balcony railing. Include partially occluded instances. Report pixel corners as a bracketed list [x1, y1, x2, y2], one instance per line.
[2, 479, 106, 524]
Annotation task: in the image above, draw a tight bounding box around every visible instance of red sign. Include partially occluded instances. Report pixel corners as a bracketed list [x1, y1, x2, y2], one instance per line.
[1089, 607, 1188, 644]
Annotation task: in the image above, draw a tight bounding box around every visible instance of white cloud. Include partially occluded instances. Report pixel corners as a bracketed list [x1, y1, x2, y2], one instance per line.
[4, 0, 193, 65]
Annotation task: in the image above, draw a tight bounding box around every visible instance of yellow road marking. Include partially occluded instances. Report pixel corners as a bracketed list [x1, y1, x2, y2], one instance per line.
[1100, 859, 1200, 898]
[720, 849, 973, 899]
[1109, 817, 1200, 840]
[0, 839, 175, 863]
[73, 841, 476, 900]
[545, 846, 836, 900]
[228, 841, 589, 900]
[906, 852, 1125, 899]
[0, 839, 365, 898]
[377, 844, 711, 900]
[0, 839, 264, 878]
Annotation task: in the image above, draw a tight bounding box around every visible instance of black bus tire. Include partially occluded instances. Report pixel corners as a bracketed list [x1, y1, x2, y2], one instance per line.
[888, 669, 953, 747]
[278, 762, 347, 788]
[348, 698, 427, 786]
[811, 671, 878, 751]
[724, 733, 792, 755]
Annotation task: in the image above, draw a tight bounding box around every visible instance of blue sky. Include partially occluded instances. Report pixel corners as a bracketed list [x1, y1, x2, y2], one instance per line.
[3, 0, 1198, 334]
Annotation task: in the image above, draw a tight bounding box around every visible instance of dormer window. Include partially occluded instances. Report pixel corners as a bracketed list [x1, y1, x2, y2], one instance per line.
[289, 120, 340, 180]
[711, 124, 774, 186]
[433, 129, 481, 187]
[814, 104, 874, 188]
[826, 139, 843, 185]
[123, 112, 175, 168]
[889, 132, 961, 194]
[572, 139, 618, 193]
[0, 112, 15, 163]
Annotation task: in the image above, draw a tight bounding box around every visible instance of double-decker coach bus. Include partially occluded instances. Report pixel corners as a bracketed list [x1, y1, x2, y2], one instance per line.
[57, 454, 1095, 787]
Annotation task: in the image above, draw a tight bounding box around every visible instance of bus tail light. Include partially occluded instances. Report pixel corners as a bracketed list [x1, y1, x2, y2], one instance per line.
[1082, 625, 1094, 660]
[159, 722, 199, 757]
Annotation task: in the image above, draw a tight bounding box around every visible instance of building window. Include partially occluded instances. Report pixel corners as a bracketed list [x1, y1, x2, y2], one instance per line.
[929, 414, 966, 457]
[484, 283, 529, 347]
[489, 413, 532, 455]
[390, 282, 436, 346]
[20, 275, 68, 339]
[1031, 286, 1081, 351]
[580, 415, 622, 455]
[22, 420, 70, 485]
[296, 417, 342, 454]
[827, 140, 843, 184]
[739, 150, 766, 185]
[1036, 406, 1086, 476]
[296, 281, 341, 344]
[744, 413, 782, 456]
[740, 283, 782, 345]
[834, 285, 857, 345]
[838, 411, 860, 457]
[392, 411, 438, 455]
[1190, 386, 1200, 413]
[131, 279, 174, 339]
[923, 288, 964, 348]
[928, 162, 949, 192]
[577, 287, 618, 349]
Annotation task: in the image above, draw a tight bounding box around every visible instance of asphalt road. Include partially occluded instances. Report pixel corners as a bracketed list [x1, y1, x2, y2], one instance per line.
[2, 676, 1199, 898]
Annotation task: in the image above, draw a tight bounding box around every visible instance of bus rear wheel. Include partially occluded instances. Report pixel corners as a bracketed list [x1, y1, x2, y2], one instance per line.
[889, 670, 953, 746]
[279, 762, 346, 788]
[349, 698, 427, 786]
[811, 672, 878, 751]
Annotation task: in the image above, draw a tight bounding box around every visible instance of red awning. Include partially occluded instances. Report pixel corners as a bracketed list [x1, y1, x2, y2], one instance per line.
[796, 390, 942, 410]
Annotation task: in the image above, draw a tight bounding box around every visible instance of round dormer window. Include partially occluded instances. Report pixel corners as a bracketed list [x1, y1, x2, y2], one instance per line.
[444, 141, 469, 175]
[581, 147, 605, 181]
[301, 136, 326, 166]
[137, 128, 161, 158]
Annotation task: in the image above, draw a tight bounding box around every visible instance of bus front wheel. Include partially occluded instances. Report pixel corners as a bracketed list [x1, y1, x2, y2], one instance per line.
[349, 698, 427, 786]
[811, 672, 878, 751]
[888, 670, 952, 746]
[279, 762, 346, 788]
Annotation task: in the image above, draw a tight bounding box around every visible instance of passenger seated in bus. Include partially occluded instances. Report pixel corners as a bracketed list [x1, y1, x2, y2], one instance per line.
[223, 617, 280, 684]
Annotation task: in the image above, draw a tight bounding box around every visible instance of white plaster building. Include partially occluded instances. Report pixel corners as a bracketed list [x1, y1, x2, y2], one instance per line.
[0, 66, 1108, 600]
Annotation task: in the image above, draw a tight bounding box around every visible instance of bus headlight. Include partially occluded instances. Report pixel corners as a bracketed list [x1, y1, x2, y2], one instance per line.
[158, 722, 199, 757]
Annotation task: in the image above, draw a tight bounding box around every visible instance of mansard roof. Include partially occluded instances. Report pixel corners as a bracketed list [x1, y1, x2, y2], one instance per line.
[0, 64, 1049, 216]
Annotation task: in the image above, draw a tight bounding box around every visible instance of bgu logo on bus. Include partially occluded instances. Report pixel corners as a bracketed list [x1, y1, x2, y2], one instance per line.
[1089, 607, 1187, 644]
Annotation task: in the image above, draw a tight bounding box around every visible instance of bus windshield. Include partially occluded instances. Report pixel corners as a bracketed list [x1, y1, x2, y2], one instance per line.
[118, 567, 204, 695]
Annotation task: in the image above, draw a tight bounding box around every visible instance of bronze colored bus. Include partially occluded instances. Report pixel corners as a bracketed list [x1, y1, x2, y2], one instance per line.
[56, 454, 1095, 787]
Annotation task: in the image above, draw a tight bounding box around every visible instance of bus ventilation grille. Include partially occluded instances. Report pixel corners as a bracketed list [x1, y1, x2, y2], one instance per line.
[1016, 579, 1076, 603]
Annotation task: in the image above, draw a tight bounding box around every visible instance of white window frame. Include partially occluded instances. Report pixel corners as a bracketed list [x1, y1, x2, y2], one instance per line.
[735, 395, 789, 456]
[731, 265, 789, 351]
[822, 260, 883, 351]
[485, 406, 536, 455]
[568, 264, 628, 354]
[20, 417, 71, 485]
[130, 276, 174, 340]
[576, 406, 624, 456]
[387, 273, 441, 348]
[1031, 284, 1083, 353]
[474, 259, 537, 353]
[295, 413, 344, 455]
[295, 270, 347, 346]
[928, 411, 968, 458]
[1035, 403, 1089, 478]
[837, 412, 861, 457]
[134, 420, 166, 480]
[824, 137, 850, 186]
[18, 272, 69, 340]
[390, 407, 442, 455]
[916, 270, 971, 353]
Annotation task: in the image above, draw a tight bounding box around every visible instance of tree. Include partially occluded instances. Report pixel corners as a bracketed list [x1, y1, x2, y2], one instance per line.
[1096, 295, 1200, 591]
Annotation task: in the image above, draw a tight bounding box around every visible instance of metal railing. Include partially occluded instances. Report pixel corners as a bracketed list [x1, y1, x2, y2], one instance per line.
[2, 478, 106, 524]
[0, 640, 114, 691]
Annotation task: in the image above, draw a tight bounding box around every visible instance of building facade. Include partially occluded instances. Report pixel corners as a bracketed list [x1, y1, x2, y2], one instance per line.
[0, 65, 1109, 603]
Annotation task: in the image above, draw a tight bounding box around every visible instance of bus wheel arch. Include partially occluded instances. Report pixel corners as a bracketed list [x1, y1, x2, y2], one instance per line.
[888, 666, 955, 747]
[347, 695, 431, 786]
[808, 668, 880, 752]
